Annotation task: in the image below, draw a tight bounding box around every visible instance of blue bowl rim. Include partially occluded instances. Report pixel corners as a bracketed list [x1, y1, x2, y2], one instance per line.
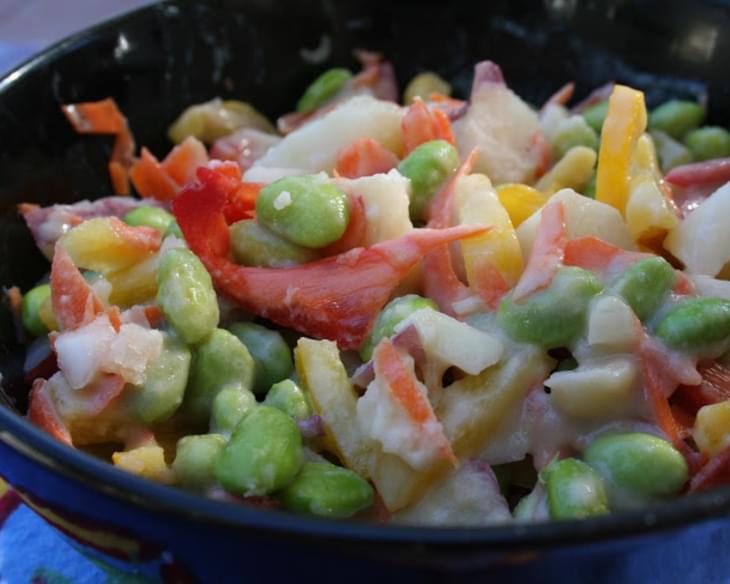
[1, 0, 730, 552]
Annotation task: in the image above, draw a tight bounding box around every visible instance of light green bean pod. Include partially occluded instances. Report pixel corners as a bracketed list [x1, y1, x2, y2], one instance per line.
[543, 458, 609, 520]
[296, 68, 352, 113]
[21, 284, 51, 337]
[584, 433, 687, 508]
[649, 100, 705, 139]
[210, 385, 257, 436]
[581, 101, 609, 134]
[684, 126, 730, 161]
[359, 295, 438, 361]
[398, 140, 459, 222]
[612, 257, 675, 321]
[130, 333, 191, 424]
[214, 406, 303, 495]
[123, 206, 175, 233]
[256, 175, 350, 249]
[184, 329, 255, 425]
[230, 220, 318, 268]
[229, 322, 293, 395]
[276, 462, 373, 518]
[654, 298, 730, 353]
[497, 267, 604, 349]
[156, 249, 219, 345]
[172, 434, 227, 491]
[263, 379, 312, 420]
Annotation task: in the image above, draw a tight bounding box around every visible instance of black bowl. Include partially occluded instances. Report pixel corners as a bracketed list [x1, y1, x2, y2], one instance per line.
[3, 1, 730, 581]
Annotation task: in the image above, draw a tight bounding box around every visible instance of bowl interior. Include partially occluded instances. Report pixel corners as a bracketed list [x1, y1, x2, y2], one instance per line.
[1, 0, 730, 540]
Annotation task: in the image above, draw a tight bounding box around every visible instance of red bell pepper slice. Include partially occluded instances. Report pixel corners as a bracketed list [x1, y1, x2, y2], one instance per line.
[373, 338, 457, 465]
[664, 158, 730, 188]
[401, 98, 456, 155]
[512, 201, 567, 302]
[50, 247, 105, 332]
[172, 166, 486, 349]
[335, 137, 399, 178]
[673, 361, 730, 416]
[689, 444, 730, 493]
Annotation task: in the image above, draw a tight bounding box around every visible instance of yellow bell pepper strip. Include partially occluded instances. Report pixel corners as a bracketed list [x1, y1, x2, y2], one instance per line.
[596, 85, 648, 215]
[495, 183, 548, 227]
[454, 174, 524, 308]
[535, 145, 597, 196]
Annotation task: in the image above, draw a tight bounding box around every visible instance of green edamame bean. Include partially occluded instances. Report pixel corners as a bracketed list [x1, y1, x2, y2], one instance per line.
[359, 294, 438, 361]
[157, 249, 219, 344]
[581, 101, 609, 134]
[403, 72, 452, 104]
[229, 322, 293, 395]
[165, 220, 184, 239]
[654, 298, 730, 353]
[210, 385, 257, 435]
[543, 458, 609, 520]
[612, 257, 675, 321]
[185, 329, 255, 424]
[398, 140, 459, 222]
[296, 68, 352, 113]
[214, 406, 303, 495]
[584, 433, 687, 506]
[256, 175, 350, 249]
[684, 126, 730, 161]
[650, 130, 693, 172]
[649, 100, 705, 139]
[277, 462, 373, 518]
[130, 333, 191, 424]
[21, 284, 51, 337]
[263, 379, 311, 420]
[497, 267, 604, 349]
[552, 116, 599, 160]
[123, 206, 175, 233]
[172, 434, 226, 491]
[230, 220, 318, 268]
[168, 99, 275, 144]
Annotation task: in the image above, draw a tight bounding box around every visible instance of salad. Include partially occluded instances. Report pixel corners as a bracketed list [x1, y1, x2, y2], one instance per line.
[10, 51, 730, 525]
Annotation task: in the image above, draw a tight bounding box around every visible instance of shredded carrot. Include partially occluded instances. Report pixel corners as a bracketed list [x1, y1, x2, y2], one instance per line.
[62, 99, 135, 195]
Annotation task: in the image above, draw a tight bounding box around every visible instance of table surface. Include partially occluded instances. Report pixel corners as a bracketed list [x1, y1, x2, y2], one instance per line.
[0, 0, 155, 75]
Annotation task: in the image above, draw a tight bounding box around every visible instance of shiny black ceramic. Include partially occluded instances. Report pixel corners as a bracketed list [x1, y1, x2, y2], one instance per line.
[2, 1, 730, 581]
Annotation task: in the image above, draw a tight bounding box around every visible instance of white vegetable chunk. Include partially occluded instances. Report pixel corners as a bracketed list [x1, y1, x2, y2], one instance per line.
[249, 96, 404, 174]
[54, 315, 116, 390]
[546, 358, 640, 420]
[517, 188, 635, 258]
[587, 295, 640, 352]
[392, 462, 511, 526]
[334, 169, 413, 245]
[394, 309, 503, 375]
[689, 275, 730, 299]
[664, 182, 730, 276]
[453, 82, 541, 184]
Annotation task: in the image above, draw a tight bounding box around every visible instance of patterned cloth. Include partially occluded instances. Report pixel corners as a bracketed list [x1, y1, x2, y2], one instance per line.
[0, 479, 161, 583]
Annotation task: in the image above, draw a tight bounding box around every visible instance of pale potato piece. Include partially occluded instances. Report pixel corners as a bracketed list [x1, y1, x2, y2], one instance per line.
[453, 83, 541, 184]
[334, 169, 413, 245]
[664, 182, 730, 276]
[394, 309, 503, 375]
[689, 275, 730, 299]
[587, 295, 640, 352]
[371, 345, 552, 511]
[546, 357, 640, 420]
[392, 463, 511, 526]
[250, 96, 404, 173]
[517, 188, 635, 258]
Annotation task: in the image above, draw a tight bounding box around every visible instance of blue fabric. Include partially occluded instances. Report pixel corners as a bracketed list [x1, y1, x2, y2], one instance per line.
[0, 42, 38, 76]
[0, 501, 160, 583]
